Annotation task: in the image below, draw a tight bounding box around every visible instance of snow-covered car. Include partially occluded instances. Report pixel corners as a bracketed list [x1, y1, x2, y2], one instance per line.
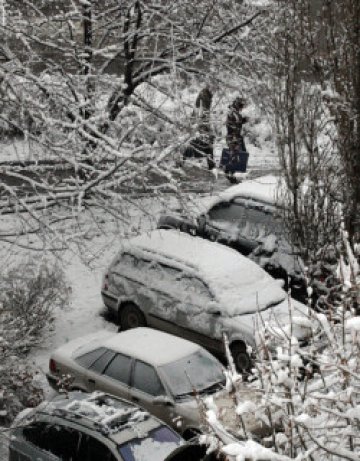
[9, 391, 189, 461]
[46, 329, 266, 442]
[47, 328, 225, 439]
[101, 229, 313, 372]
[157, 175, 307, 303]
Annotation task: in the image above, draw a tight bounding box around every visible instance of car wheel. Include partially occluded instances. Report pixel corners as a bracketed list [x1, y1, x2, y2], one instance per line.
[119, 303, 146, 330]
[230, 343, 252, 374]
[183, 428, 201, 441]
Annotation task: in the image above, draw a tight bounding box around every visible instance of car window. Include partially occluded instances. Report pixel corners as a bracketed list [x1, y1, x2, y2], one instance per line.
[116, 253, 139, 271]
[77, 434, 117, 461]
[75, 347, 107, 369]
[9, 449, 32, 461]
[103, 352, 132, 385]
[161, 350, 225, 398]
[22, 422, 81, 461]
[89, 349, 117, 373]
[132, 360, 165, 396]
[177, 276, 212, 300]
[159, 264, 182, 281]
[245, 206, 283, 237]
[208, 201, 243, 221]
[142, 261, 181, 288]
[144, 260, 160, 278]
[209, 199, 284, 240]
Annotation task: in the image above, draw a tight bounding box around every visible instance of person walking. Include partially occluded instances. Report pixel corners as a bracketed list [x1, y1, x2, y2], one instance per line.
[226, 96, 247, 150]
[193, 85, 215, 170]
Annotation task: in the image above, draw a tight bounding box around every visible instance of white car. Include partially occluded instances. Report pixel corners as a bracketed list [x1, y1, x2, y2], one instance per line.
[158, 175, 307, 302]
[101, 229, 313, 372]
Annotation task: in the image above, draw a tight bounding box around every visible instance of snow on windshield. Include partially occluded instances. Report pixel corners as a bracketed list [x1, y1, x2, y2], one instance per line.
[160, 350, 224, 397]
[119, 426, 182, 461]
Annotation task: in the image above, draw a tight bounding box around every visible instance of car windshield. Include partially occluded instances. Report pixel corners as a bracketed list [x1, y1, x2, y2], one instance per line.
[118, 426, 182, 461]
[209, 200, 284, 241]
[160, 350, 225, 398]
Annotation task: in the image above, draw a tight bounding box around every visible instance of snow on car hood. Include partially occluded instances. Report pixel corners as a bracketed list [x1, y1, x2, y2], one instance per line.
[207, 267, 286, 317]
[230, 298, 312, 343]
[203, 174, 283, 211]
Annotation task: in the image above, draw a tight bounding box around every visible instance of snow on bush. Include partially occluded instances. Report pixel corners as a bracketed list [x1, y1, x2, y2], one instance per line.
[0, 259, 70, 424]
[201, 235, 360, 460]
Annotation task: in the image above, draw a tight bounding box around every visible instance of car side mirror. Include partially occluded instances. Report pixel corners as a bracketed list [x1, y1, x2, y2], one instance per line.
[153, 396, 174, 407]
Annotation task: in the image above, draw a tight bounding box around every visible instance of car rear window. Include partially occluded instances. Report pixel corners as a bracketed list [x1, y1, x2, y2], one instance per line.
[90, 349, 117, 373]
[209, 200, 284, 240]
[118, 426, 182, 461]
[75, 347, 107, 369]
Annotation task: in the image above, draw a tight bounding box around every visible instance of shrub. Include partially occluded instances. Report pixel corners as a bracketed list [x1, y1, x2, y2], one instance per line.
[0, 259, 70, 425]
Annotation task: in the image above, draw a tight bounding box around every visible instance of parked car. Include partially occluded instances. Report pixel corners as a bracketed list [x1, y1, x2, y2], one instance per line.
[157, 175, 307, 303]
[47, 328, 224, 440]
[9, 390, 187, 461]
[46, 328, 266, 441]
[101, 229, 314, 373]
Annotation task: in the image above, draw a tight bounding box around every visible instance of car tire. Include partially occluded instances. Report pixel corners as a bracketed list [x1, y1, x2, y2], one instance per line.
[119, 303, 146, 331]
[230, 342, 252, 374]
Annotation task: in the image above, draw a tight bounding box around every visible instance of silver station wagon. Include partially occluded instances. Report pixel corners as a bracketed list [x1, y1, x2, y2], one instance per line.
[101, 229, 313, 372]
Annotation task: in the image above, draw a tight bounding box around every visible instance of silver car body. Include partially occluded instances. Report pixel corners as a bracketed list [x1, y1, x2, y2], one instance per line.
[47, 328, 237, 438]
[102, 229, 312, 354]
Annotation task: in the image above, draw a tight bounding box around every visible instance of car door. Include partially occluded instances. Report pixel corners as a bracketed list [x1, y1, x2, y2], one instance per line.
[16, 421, 81, 461]
[145, 262, 184, 337]
[89, 351, 132, 401]
[11, 422, 60, 461]
[76, 432, 118, 461]
[129, 359, 175, 428]
[173, 275, 223, 353]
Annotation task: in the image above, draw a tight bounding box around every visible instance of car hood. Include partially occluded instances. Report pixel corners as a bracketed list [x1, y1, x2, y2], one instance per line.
[229, 298, 312, 342]
[212, 277, 286, 318]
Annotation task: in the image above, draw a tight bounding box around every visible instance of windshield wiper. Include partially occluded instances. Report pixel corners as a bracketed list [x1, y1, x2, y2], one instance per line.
[198, 381, 225, 395]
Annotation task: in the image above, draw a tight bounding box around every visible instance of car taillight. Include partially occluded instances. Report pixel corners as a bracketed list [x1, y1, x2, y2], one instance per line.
[49, 358, 58, 374]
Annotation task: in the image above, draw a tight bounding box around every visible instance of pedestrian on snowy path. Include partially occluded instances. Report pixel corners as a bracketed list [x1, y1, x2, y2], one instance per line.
[226, 97, 248, 149]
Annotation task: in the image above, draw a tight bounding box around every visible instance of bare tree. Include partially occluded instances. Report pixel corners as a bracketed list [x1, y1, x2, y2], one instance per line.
[0, 0, 266, 250]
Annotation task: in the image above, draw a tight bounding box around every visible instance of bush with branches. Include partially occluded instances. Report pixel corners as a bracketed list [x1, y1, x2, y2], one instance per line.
[199, 230, 359, 460]
[0, 259, 70, 425]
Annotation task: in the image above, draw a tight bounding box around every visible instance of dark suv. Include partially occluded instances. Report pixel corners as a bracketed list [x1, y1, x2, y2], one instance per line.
[9, 391, 209, 461]
[158, 175, 307, 303]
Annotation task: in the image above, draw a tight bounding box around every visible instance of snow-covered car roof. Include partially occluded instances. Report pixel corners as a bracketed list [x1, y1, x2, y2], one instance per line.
[20, 391, 161, 446]
[128, 230, 286, 316]
[104, 327, 200, 366]
[204, 174, 283, 211]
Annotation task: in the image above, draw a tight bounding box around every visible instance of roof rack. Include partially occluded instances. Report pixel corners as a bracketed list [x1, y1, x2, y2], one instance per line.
[52, 392, 149, 435]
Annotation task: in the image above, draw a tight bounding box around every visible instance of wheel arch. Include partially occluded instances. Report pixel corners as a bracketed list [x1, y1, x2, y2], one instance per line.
[117, 300, 147, 329]
[182, 426, 202, 441]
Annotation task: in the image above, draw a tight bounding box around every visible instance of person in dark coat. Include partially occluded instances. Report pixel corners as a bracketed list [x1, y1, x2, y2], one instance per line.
[188, 85, 215, 170]
[226, 96, 247, 149]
